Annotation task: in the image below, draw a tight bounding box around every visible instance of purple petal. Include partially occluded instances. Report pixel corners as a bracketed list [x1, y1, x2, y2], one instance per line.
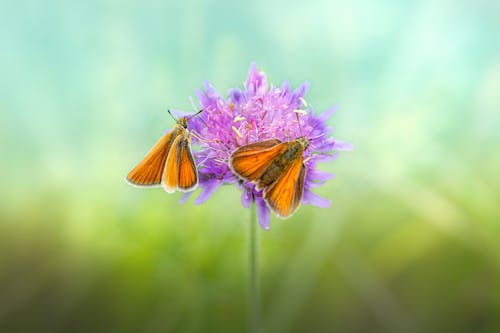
[179, 192, 194, 204]
[241, 189, 252, 208]
[291, 81, 310, 106]
[319, 106, 338, 121]
[307, 169, 335, 182]
[293, 81, 310, 97]
[302, 190, 331, 208]
[334, 140, 354, 151]
[228, 88, 244, 104]
[306, 169, 336, 187]
[245, 62, 267, 94]
[188, 116, 205, 135]
[255, 196, 270, 230]
[203, 81, 220, 98]
[194, 179, 222, 205]
[280, 80, 291, 96]
[312, 152, 339, 162]
[195, 88, 212, 108]
[195, 81, 222, 110]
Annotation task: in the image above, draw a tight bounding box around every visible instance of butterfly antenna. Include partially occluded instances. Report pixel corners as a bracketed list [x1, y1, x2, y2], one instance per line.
[190, 109, 203, 118]
[167, 109, 177, 122]
[190, 109, 208, 129]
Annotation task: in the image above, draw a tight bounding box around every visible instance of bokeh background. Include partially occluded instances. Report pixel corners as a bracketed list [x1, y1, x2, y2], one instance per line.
[1, 0, 500, 332]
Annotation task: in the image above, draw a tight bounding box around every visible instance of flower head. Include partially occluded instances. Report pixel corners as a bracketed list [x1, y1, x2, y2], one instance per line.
[183, 63, 351, 230]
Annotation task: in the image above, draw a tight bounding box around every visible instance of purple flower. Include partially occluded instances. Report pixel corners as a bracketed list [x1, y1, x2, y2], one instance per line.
[183, 63, 351, 230]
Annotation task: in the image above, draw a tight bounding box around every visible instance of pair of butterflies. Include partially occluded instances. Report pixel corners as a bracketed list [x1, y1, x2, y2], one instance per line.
[126, 111, 310, 218]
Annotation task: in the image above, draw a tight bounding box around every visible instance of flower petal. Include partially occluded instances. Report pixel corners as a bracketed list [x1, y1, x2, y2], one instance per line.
[241, 189, 252, 208]
[319, 106, 338, 121]
[194, 179, 222, 205]
[179, 191, 194, 204]
[302, 190, 331, 208]
[280, 80, 291, 96]
[308, 169, 335, 182]
[291, 81, 310, 106]
[228, 88, 244, 104]
[312, 152, 339, 162]
[245, 62, 268, 95]
[203, 81, 220, 99]
[306, 169, 336, 187]
[334, 140, 354, 151]
[255, 196, 270, 230]
[293, 81, 310, 98]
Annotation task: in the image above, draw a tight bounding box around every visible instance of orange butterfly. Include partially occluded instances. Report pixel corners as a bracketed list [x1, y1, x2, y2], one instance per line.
[229, 136, 309, 218]
[126, 110, 201, 193]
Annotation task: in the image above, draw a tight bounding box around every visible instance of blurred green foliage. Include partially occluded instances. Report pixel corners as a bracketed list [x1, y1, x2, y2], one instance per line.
[1, 0, 500, 332]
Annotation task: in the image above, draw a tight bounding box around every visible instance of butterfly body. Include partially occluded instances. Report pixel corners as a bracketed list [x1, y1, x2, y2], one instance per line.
[127, 116, 198, 193]
[230, 137, 309, 218]
[255, 138, 307, 190]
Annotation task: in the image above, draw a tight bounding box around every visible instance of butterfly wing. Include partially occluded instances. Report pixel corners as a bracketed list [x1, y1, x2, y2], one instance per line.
[232, 139, 282, 152]
[230, 139, 285, 182]
[162, 131, 198, 193]
[263, 158, 306, 218]
[177, 136, 198, 191]
[127, 129, 177, 186]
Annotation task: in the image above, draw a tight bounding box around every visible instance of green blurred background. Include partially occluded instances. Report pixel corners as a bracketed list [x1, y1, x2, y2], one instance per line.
[1, 0, 500, 332]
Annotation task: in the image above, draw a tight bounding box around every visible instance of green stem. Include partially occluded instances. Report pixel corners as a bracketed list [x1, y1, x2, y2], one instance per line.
[249, 201, 260, 333]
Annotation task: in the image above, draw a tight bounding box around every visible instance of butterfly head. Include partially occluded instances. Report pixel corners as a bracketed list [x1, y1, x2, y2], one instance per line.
[177, 117, 189, 129]
[296, 136, 309, 150]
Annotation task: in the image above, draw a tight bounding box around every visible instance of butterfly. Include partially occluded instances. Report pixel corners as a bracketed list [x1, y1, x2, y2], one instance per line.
[229, 136, 310, 218]
[126, 110, 201, 193]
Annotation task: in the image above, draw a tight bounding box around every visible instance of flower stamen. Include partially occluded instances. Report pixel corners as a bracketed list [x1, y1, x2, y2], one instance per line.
[299, 97, 308, 107]
[232, 126, 243, 138]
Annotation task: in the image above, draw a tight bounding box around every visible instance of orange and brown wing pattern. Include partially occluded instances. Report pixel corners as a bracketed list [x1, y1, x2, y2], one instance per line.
[162, 135, 182, 193]
[162, 133, 198, 193]
[263, 157, 306, 218]
[230, 139, 285, 182]
[127, 129, 177, 186]
[177, 137, 198, 191]
[231, 139, 282, 153]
